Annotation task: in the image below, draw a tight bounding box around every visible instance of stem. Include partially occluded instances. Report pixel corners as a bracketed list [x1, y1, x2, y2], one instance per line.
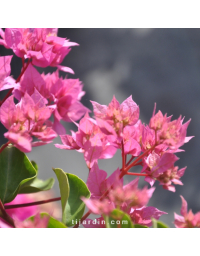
[0, 141, 10, 154]
[121, 140, 126, 170]
[16, 59, 31, 83]
[126, 172, 148, 177]
[126, 156, 135, 166]
[0, 59, 31, 106]
[4, 197, 61, 209]
[124, 145, 155, 173]
[0, 199, 15, 228]
[155, 130, 157, 145]
[22, 57, 25, 68]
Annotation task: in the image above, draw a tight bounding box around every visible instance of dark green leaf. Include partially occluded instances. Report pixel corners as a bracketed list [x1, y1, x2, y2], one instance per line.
[104, 209, 134, 228]
[18, 177, 55, 194]
[0, 145, 37, 204]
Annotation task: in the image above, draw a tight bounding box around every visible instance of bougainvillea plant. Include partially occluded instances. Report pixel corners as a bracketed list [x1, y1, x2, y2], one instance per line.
[0, 28, 197, 228]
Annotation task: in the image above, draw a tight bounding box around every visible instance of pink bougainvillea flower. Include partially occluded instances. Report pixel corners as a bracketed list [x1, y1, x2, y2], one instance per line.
[0, 192, 62, 228]
[149, 107, 168, 131]
[55, 113, 117, 168]
[0, 194, 39, 228]
[15, 212, 49, 228]
[0, 28, 77, 71]
[42, 70, 89, 128]
[81, 175, 164, 228]
[144, 152, 179, 178]
[4, 194, 38, 222]
[86, 163, 122, 199]
[156, 166, 186, 192]
[13, 63, 47, 100]
[142, 152, 185, 191]
[122, 125, 141, 156]
[113, 178, 155, 209]
[81, 197, 115, 215]
[174, 196, 200, 228]
[0, 55, 16, 91]
[82, 173, 155, 218]
[149, 107, 193, 151]
[159, 117, 192, 151]
[14, 66, 89, 135]
[141, 124, 155, 151]
[129, 206, 167, 227]
[91, 95, 139, 139]
[0, 89, 57, 152]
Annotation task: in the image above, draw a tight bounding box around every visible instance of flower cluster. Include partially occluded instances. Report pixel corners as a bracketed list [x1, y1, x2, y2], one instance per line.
[0, 28, 88, 152]
[81, 163, 167, 227]
[0, 28, 77, 71]
[56, 95, 192, 192]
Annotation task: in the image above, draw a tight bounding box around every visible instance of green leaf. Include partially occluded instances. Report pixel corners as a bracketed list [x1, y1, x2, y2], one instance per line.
[0, 145, 37, 204]
[31, 161, 38, 173]
[152, 218, 169, 228]
[65, 173, 90, 227]
[29, 213, 67, 228]
[18, 177, 55, 194]
[53, 168, 90, 227]
[53, 168, 70, 222]
[133, 224, 148, 228]
[104, 209, 134, 228]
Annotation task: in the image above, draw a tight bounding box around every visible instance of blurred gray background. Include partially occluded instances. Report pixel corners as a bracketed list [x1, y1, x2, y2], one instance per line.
[0, 28, 199, 227]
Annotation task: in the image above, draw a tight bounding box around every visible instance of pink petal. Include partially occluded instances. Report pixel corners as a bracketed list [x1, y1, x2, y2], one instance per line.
[86, 162, 107, 198]
[5, 132, 32, 153]
[180, 196, 188, 217]
[57, 65, 75, 74]
[174, 212, 185, 228]
[144, 176, 155, 187]
[0, 95, 16, 129]
[91, 100, 107, 117]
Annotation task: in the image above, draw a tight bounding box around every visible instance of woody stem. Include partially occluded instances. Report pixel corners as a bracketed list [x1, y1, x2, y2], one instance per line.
[4, 197, 61, 209]
[121, 140, 126, 170]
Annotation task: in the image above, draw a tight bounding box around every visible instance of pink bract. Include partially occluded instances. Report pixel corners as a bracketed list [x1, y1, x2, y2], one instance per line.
[55, 113, 117, 168]
[150, 107, 193, 151]
[0, 90, 57, 152]
[0, 55, 16, 91]
[91, 95, 139, 138]
[174, 196, 200, 228]
[14, 66, 89, 135]
[0, 28, 77, 71]
[130, 206, 167, 227]
[142, 152, 185, 192]
[86, 163, 122, 199]
[15, 213, 49, 228]
[4, 194, 38, 222]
